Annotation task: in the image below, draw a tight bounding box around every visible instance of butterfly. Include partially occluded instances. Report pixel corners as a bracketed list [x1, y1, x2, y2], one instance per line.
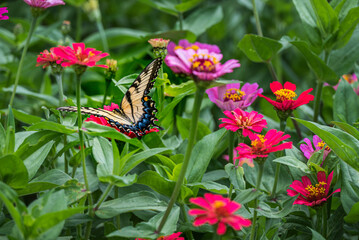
[57, 58, 163, 139]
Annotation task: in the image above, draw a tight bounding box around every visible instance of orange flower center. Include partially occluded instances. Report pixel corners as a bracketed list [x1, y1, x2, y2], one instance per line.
[213, 200, 230, 218]
[316, 140, 330, 151]
[175, 45, 199, 51]
[342, 74, 356, 84]
[305, 181, 327, 201]
[274, 89, 297, 102]
[251, 135, 266, 149]
[190, 53, 218, 73]
[223, 88, 246, 102]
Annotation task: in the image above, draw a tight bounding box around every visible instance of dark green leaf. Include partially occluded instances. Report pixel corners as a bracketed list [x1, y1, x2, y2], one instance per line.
[309, 0, 339, 36]
[344, 201, 359, 223]
[334, 7, 359, 49]
[332, 121, 359, 140]
[175, 0, 203, 12]
[176, 116, 211, 142]
[340, 161, 359, 213]
[273, 156, 311, 174]
[0, 154, 28, 189]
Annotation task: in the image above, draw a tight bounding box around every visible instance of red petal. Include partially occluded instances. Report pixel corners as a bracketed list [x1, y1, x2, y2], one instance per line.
[270, 81, 283, 93]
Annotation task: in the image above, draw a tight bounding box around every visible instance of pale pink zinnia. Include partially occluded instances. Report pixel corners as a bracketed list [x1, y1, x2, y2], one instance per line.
[188, 193, 251, 235]
[236, 129, 292, 160]
[165, 40, 240, 81]
[287, 171, 341, 207]
[53, 43, 109, 68]
[206, 82, 263, 111]
[300, 135, 331, 162]
[23, 0, 65, 8]
[219, 109, 267, 137]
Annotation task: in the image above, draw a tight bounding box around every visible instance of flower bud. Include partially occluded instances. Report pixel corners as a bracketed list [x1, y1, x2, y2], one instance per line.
[83, 0, 101, 21]
[104, 59, 117, 80]
[148, 38, 170, 59]
[61, 20, 71, 36]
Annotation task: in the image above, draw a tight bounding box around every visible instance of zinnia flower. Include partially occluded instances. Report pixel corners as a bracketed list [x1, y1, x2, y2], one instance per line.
[0, 7, 9, 20]
[287, 171, 341, 207]
[167, 39, 220, 56]
[23, 0, 65, 8]
[259, 81, 314, 118]
[188, 193, 251, 235]
[219, 109, 267, 137]
[85, 103, 158, 138]
[206, 82, 263, 111]
[135, 232, 184, 240]
[325, 74, 359, 95]
[36, 48, 62, 68]
[53, 43, 109, 68]
[223, 150, 254, 167]
[300, 135, 331, 161]
[235, 129, 292, 160]
[165, 40, 240, 81]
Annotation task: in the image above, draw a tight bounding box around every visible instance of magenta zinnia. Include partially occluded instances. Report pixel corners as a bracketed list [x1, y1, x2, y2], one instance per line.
[23, 0, 65, 8]
[53, 43, 109, 68]
[135, 232, 184, 240]
[188, 193, 251, 235]
[287, 171, 340, 207]
[206, 82, 263, 111]
[36, 48, 62, 68]
[236, 129, 292, 160]
[300, 135, 331, 161]
[165, 40, 240, 81]
[219, 109, 267, 137]
[0, 7, 9, 20]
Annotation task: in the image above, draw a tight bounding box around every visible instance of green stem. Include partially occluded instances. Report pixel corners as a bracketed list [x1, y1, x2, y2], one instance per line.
[64, 136, 68, 174]
[313, 81, 323, 122]
[322, 205, 328, 238]
[271, 119, 287, 198]
[156, 85, 206, 234]
[102, 79, 111, 106]
[213, 232, 221, 240]
[158, 66, 164, 112]
[250, 163, 264, 240]
[251, 0, 263, 37]
[267, 62, 280, 83]
[55, 73, 64, 106]
[227, 131, 236, 199]
[76, 7, 82, 42]
[76, 74, 94, 240]
[71, 166, 77, 178]
[114, 187, 120, 229]
[95, 183, 114, 210]
[96, 20, 109, 53]
[180, 203, 194, 240]
[9, 16, 37, 107]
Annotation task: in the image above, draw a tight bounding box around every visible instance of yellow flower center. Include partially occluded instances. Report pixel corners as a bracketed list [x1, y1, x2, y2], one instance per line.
[213, 200, 229, 218]
[223, 88, 246, 102]
[251, 135, 266, 148]
[305, 181, 327, 201]
[175, 45, 199, 51]
[342, 74, 356, 84]
[189, 53, 218, 73]
[316, 140, 330, 151]
[274, 89, 297, 102]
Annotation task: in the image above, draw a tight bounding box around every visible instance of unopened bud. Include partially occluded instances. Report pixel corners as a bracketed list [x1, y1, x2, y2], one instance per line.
[105, 59, 117, 80]
[61, 20, 71, 36]
[83, 0, 101, 21]
[13, 23, 24, 38]
[148, 38, 170, 59]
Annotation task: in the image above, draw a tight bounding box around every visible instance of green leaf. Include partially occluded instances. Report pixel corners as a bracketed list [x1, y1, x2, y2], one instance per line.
[309, 228, 326, 240]
[291, 41, 338, 83]
[224, 163, 245, 190]
[176, 116, 211, 142]
[238, 34, 283, 63]
[292, 0, 317, 28]
[334, 7, 359, 49]
[273, 156, 311, 174]
[175, 0, 203, 12]
[333, 80, 359, 124]
[257, 197, 296, 218]
[0, 123, 6, 155]
[23, 141, 55, 180]
[187, 181, 229, 194]
[186, 128, 226, 183]
[344, 201, 359, 223]
[137, 0, 178, 16]
[98, 174, 137, 187]
[92, 137, 113, 177]
[63, 0, 86, 7]
[183, 6, 223, 36]
[95, 191, 168, 219]
[164, 81, 196, 97]
[340, 160, 359, 213]
[332, 121, 359, 140]
[26, 121, 77, 135]
[0, 154, 28, 189]
[309, 0, 339, 36]
[334, 0, 359, 20]
[12, 109, 43, 125]
[294, 118, 359, 172]
[234, 188, 263, 205]
[2, 86, 58, 106]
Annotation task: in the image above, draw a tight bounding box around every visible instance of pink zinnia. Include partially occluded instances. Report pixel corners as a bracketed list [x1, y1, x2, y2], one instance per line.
[135, 232, 184, 240]
[167, 39, 220, 56]
[53, 43, 109, 68]
[219, 109, 267, 137]
[85, 103, 158, 139]
[36, 48, 62, 68]
[287, 171, 341, 207]
[188, 193, 251, 235]
[223, 150, 254, 167]
[300, 135, 331, 161]
[236, 129, 292, 160]
[0, 7, 9, 20]
[165, 40, 240, 81]
[206, 82, 263, 111]
[259, 81, 314, 111]
[23, 0, 65, 8]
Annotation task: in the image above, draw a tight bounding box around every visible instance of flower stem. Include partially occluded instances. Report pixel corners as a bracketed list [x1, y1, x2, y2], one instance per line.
[96, 20, 109, 53]
[313, 80, 323, 122]
[322, 204, 328, 238]
[64, 135, 68, 174]
[250, 163, 264, 240]
[94, 183, 114, 211]
[251, 0, 263, 37]
[102, 79, 111, 106]
[55, 73, 64, 106]
[76, 74, 94, 240]
[228, 131, 236, 199]
[76, 7, 82, 42]
[180, 203, 194, 240]
[9, 16, 37, 107]
[158, 66, 165, 112]
[156, 85, 206, 234]
[271, 119, 287, 198]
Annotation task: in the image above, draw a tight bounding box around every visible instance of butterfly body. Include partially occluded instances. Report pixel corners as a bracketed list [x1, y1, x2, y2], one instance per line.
[58, 58, 163, 139]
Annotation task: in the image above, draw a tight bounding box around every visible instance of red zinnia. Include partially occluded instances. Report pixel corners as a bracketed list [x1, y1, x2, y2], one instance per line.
[219, 109, 267, 137]
[85, 103, 158, 138]
[135, 232, 184, 240]
[188, 193, 251, 235]
[287, 171, 340, 207]
[53, 43, 109, 68]
[36, 47, 62, 68]
[259, 81, 314, 111]
[235, 129, 292, 160]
